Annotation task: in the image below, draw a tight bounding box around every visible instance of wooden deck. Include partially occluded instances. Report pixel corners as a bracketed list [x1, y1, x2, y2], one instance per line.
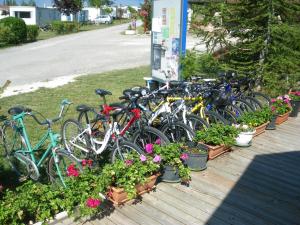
[56, 116, 300, 225]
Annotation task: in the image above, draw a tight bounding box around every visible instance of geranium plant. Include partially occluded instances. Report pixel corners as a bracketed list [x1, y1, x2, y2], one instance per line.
[270, 95, 292, 115]
[233, 124, 255, 133]
[289, 91, 300, 101]
[152, 143, 191, 183]
[194, 124, 239, 146]
[238, 107, 272, 127]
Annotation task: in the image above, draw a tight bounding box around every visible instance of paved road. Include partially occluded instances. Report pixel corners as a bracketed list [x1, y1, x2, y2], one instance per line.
[0, 23, 151, 87]
[0, 23, 203, 88]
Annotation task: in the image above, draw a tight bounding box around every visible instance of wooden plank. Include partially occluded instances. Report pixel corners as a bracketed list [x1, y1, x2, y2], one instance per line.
[158, 182, 264, 225]
[142, 191, 204, 225]
[114, 205, 162, 225]
[90, 217, 116, 225]
[131, 199, 185, 225]
[103, 208, 139, 225]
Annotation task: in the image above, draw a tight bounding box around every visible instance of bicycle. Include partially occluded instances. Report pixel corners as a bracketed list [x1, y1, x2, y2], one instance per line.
[2, 100, 81, 187]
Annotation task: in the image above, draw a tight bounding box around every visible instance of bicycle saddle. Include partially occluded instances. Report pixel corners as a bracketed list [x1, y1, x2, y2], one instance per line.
[8, 106, 31, 116]
[156, 89, 176, 96]
[95, 89, 112, 96]
[76, 104, 93, 112]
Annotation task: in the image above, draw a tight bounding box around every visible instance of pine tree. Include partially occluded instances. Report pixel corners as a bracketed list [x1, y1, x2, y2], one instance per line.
[191, 0, 300, 96]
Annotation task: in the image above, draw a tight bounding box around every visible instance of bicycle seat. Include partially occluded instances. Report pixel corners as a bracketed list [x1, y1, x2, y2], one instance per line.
[157, 89, 176, 96]
[76, 104, 92, 112]
[8, 106, 31, 116]
[95, 89, 112, 97]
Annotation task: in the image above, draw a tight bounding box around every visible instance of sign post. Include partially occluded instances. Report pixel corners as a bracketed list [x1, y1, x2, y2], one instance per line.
[151, 0, 188, 82]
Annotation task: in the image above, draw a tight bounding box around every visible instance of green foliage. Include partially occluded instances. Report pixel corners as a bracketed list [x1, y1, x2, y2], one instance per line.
[238, 107, 272, 127]
[54, 0, 83, 16]
[89, 0, 112, 8]
[139, 0, 152, 32]
[20, 0, 36, 6]
[51, 21, 80, 34]
[0, 17, 27, 44]
[27, 25, 39, 42]
[181, 50, 220, 79]
[190, 1, 300, 96]
[195, 124, 239, 146]
[153, 143, 191, 182]
[290, 92, 300, 101]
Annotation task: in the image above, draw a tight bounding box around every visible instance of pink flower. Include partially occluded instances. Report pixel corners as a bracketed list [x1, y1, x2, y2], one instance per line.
[145, 143, 153, 154]
[296, 91, 300, 96]
[125, 159, 133, 166]
[140, 154, 147, 162]
[284, 98, 290, 104]
[271, 106, 276, 111]
[153, 155, 161, 163]
[87, 159, 93, 167]
[67, 164, 79, 177]
[277, 96, 283, 100]
[180, 153, 189, 161]
[271, 98, 276, 103]
[155, 139, 161, 145]
[86, 197, 101, 208]
[140, 10, 148, 17]
[82, 159, 87, 167]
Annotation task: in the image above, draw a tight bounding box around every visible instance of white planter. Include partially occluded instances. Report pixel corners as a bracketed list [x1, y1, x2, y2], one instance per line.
[125, 30, 136, 35]
[235, 131, 255, 147]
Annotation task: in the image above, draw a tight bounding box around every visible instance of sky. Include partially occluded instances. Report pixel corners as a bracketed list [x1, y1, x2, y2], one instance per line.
[0, 0, 144, 7]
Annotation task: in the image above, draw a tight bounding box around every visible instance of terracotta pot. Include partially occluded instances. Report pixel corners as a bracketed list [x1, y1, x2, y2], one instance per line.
[200, 143, 231, 160]
[275, 111, 290, 125]
[254, 122, 269, 137]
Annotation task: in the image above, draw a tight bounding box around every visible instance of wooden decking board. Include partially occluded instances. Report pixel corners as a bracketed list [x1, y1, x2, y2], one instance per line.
[130, 199, 185, 225]
[61, 117, 300, 225]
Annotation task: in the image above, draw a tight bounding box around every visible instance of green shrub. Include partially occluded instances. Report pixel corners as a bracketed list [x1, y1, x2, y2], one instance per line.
[51, 21, 79, 34]
[0, 17, 27, 44]
[0, 26, 13, 46]
[27, 25, 39, 41]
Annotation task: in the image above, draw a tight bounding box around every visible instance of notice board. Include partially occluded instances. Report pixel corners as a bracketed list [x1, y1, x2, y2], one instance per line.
[151, 0, 187, 82]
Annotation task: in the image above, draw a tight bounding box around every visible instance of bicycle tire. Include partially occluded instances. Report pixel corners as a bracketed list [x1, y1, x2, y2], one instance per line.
[186, 114, 209, 132]
[78, 109, 98, 128]
[131, 126, 170, 150]
[2, 122, 29, 177]
[216, 107, 239, 125]
[243, 96, 263, 111]
[204, 110, 227, 125]
[61, 119, 90, 160]
[110, 140, 143, 162]
[48, 149, 83, 187]
[161, 121, 195, 143]
[234, 98, 256, 114]
[250, 92, 271, 107]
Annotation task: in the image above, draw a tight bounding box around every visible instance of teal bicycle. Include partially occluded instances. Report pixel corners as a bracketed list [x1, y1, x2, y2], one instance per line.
[1, 100, 82, 187]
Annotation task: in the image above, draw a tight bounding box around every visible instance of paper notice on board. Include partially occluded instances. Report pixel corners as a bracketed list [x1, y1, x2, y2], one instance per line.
[162, 27, 169, 39]
[152, 18, 162, 32]
[169, 8, 176, 36]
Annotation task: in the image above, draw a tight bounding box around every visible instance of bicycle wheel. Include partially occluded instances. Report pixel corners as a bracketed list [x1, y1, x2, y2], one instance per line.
[243, 96, 263, 111]
[204, 110, 227, 125]
[216, 107, 239, 125]
[2, 123, 29, 177]
[131, 126, 170, 150]
[48, 149, 83, 187]
[110, 140, 143, 162]
[61, 119, 90, 160]
[234, 99, 255, 114]
[250, 92, 271, 107]
[161, 122, 195, 143]
[186, 114, 209, 132]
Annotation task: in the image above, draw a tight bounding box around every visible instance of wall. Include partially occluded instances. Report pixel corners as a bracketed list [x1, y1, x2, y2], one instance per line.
[9, 6, 36, 25]
[36, 8, 60, 26]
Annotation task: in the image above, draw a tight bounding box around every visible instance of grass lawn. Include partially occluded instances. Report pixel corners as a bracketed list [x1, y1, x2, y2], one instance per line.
[37, 19, 130, 41]
[0, 66, 150, 185]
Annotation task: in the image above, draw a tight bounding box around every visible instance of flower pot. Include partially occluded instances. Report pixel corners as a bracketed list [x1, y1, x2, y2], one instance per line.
[266, 115, 277, 130]
[200, 143, 231, 160]
[160, 165, 181, 183]
[290, 100, 300, 117]
[235, 131, 255, 147]
[125, 30, 136, 35]
[185, 152, 208, 171]
[275, 111, 290, 125]
[135, 174, 160, 194]
[254, 122, 269, 137]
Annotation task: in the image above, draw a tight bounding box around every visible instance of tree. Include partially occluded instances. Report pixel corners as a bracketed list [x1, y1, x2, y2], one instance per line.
[3, 0, 17, 6]
[128, 6, 138, 19]
[139, 0, 152, 32]
[53, 0, 83, 16]
[190, 0, 300, 96]
[20, 0, 36, 6]
[89, 0, 112, 9]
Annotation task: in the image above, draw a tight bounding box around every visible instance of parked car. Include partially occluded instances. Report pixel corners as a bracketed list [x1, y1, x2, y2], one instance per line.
[94, 15, 112, 24]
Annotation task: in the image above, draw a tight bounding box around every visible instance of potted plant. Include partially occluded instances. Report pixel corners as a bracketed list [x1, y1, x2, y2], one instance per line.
[289, 92, 300, 117]
[182, 141, 208, 171]
[194, 124, 239, 160]
[102, 152, 160, 205]
[234, 124, 255, 147]
[238, 107, 272, 136]
[271, 95, 292, 124]
[151, 143, 191, 183]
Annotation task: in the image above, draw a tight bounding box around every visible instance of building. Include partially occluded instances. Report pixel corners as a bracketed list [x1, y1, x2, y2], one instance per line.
[0, 5, 9, 19]
[61, 10, 89, 22]
[9, 6, 60, 26]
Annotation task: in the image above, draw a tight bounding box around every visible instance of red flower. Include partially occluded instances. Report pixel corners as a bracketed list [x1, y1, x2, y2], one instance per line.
[67, 164, 79, 177]
[82, 159, 87, 167]
[87, 159, 93, 167]
[180, 153, 189, 161]
[125, 159, 133, 166]
[86, 197, 101, 208]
